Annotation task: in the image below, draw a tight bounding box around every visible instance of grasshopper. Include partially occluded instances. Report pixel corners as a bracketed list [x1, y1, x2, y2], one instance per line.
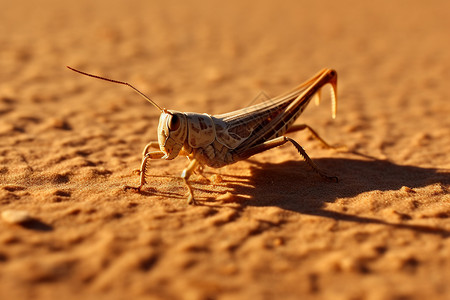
[67, 67, 338, 204]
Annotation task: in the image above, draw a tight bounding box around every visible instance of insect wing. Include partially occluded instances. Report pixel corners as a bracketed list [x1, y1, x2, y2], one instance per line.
[214, 69, 337, 152]
[213, 98, 292, 149]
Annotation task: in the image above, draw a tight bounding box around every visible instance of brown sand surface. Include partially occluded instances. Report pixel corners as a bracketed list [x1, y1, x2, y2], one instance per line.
[1, 0, 449, 299]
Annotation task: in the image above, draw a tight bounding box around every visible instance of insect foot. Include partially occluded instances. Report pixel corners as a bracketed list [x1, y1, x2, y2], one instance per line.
[183, 177, 197, 205]
[187, 193, 197, 206]
[323, 174, 339, 183]
[123, 185, 143, 193]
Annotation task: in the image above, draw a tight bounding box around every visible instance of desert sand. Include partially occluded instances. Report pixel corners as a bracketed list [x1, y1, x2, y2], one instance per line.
[1, 0, 449, 299]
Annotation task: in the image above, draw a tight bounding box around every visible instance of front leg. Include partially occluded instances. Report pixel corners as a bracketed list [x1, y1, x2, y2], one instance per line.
[142, 141, 160, 157]
[132, 141, 161, 175]
[180, 159, 200, 205]
[124, 150, 165, 192]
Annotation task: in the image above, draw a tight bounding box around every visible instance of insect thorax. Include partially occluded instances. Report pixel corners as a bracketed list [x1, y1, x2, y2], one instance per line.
[191, 140, 235, 168]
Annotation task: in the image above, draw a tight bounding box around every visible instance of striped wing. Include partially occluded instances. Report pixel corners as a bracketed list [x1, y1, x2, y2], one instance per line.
[213, 69, 337, 151]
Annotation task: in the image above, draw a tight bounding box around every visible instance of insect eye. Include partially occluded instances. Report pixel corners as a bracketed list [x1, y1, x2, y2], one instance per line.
[168, 114, 180, 131]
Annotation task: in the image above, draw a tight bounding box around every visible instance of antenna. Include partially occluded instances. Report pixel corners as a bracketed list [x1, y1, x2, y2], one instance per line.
[66, 66, 163, 112]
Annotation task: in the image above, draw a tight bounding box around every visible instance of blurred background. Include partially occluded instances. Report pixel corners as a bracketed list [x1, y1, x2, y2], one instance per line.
[1, 0, 449, 299]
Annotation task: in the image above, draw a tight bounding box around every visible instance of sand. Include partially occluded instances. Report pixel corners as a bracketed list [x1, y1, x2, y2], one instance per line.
[1, 0, 449, 299]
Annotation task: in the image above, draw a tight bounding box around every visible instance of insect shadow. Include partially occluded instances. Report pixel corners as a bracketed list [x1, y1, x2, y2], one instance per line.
[19, 218, 53, 232]
[220, 157, 450, 237]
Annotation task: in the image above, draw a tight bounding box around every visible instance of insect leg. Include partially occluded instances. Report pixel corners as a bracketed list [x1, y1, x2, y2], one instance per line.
[124, 150, 165, 192]
[286, 124, 334, 149]
[286, 124, 347, 151]
[237, 136, 338, 182]
[142, 141, 160, 156]
[131, 142, 161, 175]
[180, 159, 200, 205]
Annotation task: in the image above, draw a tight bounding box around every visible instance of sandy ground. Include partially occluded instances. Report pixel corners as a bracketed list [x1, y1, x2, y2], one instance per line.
[1, 0, 449, 299]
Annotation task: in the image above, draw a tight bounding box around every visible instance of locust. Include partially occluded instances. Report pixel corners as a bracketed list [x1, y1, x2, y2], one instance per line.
[67, 66, 339, 205]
